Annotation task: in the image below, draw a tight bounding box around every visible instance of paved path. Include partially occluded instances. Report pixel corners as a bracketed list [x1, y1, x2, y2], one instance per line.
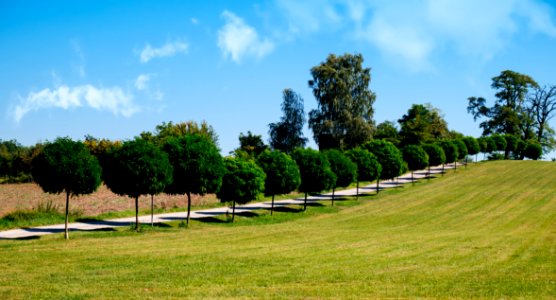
[0, 164, 461, 239]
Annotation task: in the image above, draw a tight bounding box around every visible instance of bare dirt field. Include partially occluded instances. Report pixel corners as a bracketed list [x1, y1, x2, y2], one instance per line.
[0, 183, 217, 217]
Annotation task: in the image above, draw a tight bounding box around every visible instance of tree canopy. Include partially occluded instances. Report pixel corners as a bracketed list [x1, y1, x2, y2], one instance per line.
[103, 139, 173, 230]
[140, 120, 219, 147]
[163, 134, 225, 225]
[291, 148, 336, 210]
[438, 140, 458, 164]
[363, 139, 403, 180]
[421, 144, 446, 168]
[398, 104, 449, 146]
[217, 158, 266, 222]
[346, 147, 381, 197]
[524, 142, 543, 160]
[308, 53, 376, 150]
[402, 145, 429, 173]
[257, 150, 301, 214]
[268, 89, 307, 153]
[31, 137, 102, 239]
[237, 131, 268, 159]
[324, 149, 356, 203]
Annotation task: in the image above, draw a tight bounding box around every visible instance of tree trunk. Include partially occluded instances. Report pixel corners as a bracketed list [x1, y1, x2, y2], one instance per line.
[442, 163, 445, 176]
[465, 157, 468, 168]
[303, 192, 308, 211]
[186, 191, 191, 226]
[135, 196, 140, 231]
[151, 194, 154, 227]
[232, 200, 236, 223]
[411, 171, 414, 185]
[332, 188, 335, 206]
[454, 161, 457, 171]
[376, 179, 380, 194]
[271, 194, 275, 216]
[356, 181, 359, 200]
[64, 191, 70, 240]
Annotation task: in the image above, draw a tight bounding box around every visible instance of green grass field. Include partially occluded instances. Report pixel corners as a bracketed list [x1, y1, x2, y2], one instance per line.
[0, 161, 554, 299]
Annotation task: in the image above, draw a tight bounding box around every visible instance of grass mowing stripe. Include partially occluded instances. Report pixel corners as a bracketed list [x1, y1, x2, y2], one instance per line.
[0, 160, 554, 299]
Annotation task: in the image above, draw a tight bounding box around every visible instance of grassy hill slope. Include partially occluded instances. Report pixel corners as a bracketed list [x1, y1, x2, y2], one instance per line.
[1, 161, 554, 299]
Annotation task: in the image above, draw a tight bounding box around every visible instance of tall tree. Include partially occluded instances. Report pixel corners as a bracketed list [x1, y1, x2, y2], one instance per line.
[257, 150, 300, 215]
[530, 85, 556, 151]
[163, 134, 225, 225]
[324, 149, 356, 204]
[308, 53, 376, 150]
[237, 131, 268, 159]
[467, 70, 539, 138]
[103, 139, 173, 231]
[398, 103, 449, 146]
[268, 89, 307, 153]
[346, 148, 382, 197]
[31, 138, 101, 239]
[217, 158, 265, 223]
[291, 148, 336, 211]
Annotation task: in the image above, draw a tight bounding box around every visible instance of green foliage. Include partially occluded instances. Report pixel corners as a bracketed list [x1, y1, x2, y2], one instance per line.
[237, 131, 268, 158]
[257, 150, 300, 197]
[291, 148, 336, 200]
[363, 140, 403, 180]
[467, 70, 539, 137]
[438, 140, 458, 163]
[324, 149, 356, 189]
[491, 134, 507, 152]
[345, 147, 381, 182]
[485, 136, 497, 153]
[32, 138, 101, 197]
[476, 137, 488, 153]
[452, 139, 468, 160]
[163, 134, 224, 224]
[103, 139, 172, 199]
[308, 53, 376, 150]
[163, 134, 224, 196]
[374, 121, 400, 146]
[462, 137, 480, 156]
[402, 145, 429, 171]
[268, 89, 307, 153]
[141, 120, 219, 147]
[398, 103, 449, 146]
[503, 134, 518, 158]
[217, 158, 266, 221]
[524, 142, 543, 160]
[421, 144, 446, 167]
[103, 139, 173, 230]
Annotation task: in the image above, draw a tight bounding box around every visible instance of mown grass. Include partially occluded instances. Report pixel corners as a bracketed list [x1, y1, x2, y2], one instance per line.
[0, 161, 554, 299]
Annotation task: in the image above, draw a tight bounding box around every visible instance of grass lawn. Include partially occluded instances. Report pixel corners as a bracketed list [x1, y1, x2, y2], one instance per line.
[0, 161, 554, 299]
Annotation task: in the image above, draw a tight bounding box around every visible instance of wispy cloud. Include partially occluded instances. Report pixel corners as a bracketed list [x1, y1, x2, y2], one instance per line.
[134, 73, 164, 101]
[134, 74, 151, 91]
[217, 10, 274, 63]
[13, 84, 138, 123]
[71, 40, 86, 77]
[273, 0, 556, 71]
[139, 40, 189, 63]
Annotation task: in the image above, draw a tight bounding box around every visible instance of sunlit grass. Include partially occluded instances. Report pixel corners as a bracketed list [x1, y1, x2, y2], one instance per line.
[0, 161, 554, 299]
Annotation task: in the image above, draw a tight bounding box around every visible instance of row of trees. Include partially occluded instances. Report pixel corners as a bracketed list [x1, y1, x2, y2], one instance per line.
[35, 118, 524, 240]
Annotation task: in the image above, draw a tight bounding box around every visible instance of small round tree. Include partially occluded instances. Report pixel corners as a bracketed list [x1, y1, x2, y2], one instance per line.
[346, 147, 382, 196]
[515, 139, 527, 160]
[485, 136, 497, 156]
[291, 148, 336, 211]
[31, 137, 102, 239]
[476, 137, 488, 160]
[217, 158, 266, 222]
[324, 149, 356, 205]
[453, 139, 468, 169]
[503, 134, 518, 159]
[524, 142, 542, 160]
[363, 140, 403, 182]
[438, 140, 458, 173]
[103, 139, 173, 231]
[421, 144, 446, 175]
[463, 136, 480, 162]
[163, 134, 225, 225]
[257, 150, 300, 214]
[402, 145, 429, 182]
[491, 134, 507, 155]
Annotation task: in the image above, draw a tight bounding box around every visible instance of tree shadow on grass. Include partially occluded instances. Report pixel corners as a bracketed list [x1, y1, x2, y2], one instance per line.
[268, 206, 304, 213]
[0, 235, 40, 241]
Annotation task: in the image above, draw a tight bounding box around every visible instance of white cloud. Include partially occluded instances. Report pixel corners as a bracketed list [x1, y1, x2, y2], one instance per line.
[217, 10, 274, 63]
[13, 84, 138, 123]
[134, 74, 150, 91]
[191, 18, 199, 25]
[139, 40, 189, 63]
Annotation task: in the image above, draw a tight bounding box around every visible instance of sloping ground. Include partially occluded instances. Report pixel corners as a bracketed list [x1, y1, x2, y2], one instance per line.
[0, 161, 554, 299]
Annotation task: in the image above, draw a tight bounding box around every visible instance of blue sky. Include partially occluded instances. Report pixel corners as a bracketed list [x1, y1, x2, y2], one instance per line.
[2, 0, 556, 157]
